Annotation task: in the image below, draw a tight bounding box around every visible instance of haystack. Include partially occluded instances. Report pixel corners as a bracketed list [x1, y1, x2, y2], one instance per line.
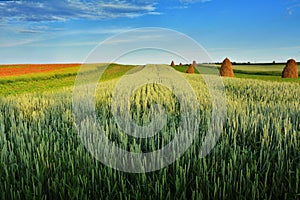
[193, 60, 197, 67]
[186, 64, 194, 73]
[220, 58, 234, 77]
[170, 61, 175, 67]
[179, 63, 182, 67]
[282, 59, 298, 78]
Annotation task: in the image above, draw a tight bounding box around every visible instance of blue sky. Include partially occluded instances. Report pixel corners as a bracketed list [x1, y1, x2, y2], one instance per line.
[0, 0, 300, 64]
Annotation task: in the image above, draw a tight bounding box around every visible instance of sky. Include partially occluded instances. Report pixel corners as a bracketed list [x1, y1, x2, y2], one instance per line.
[0, 0, 300, 64]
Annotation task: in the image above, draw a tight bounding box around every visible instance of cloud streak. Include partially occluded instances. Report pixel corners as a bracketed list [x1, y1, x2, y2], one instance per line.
[287, 3, 300, 15]
[179, 0, 211, 4]
[0, 0, 159, 22]
[0, 38, 40, 47]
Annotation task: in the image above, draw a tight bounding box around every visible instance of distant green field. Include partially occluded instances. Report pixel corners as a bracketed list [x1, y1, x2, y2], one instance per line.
[173, 65, 200, 74]
[232, 64, 300, 82]
[232, 64, 300, 72]
[0, 63, 299, 96]
[201, 64, 300, 83]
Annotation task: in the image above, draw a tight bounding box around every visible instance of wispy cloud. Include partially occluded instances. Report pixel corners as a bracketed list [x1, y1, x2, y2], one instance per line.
[0, 0, 213, 22]
[0, 0, 159, 22]
[104, 34, 164, 45]
[0, 26, 135, 48]
[54, 27, 133, 37]
[287, 3, 300, 15]
[0, 22, 68, 48]
[0, 38, 40, 47]
[168, 0, 211, 10]
[207, 47, 240, 52]
[179, 0, 211, 4]
[167, 5, 189, 10]
[29, 41, 99, 47]
[2, 25, 44, 34]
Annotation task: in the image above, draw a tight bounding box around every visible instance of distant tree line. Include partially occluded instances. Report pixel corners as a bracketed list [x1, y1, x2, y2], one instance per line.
[212, 61, 300, 65]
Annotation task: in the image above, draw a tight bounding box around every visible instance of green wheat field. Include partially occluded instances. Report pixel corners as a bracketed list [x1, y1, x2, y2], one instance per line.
[0, 63, 299, 199]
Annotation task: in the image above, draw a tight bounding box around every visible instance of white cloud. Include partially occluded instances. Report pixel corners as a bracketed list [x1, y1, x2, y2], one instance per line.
[0, 0, 159, 22]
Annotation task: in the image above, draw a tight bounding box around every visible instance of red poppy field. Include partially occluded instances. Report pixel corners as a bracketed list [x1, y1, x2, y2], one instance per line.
[0, 63, 81, 77]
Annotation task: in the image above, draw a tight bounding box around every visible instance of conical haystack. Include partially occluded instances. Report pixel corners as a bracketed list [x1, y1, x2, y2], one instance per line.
[186, 64, 194, 73]
[220, 58, 234, 77]
[170, 61, 175, 67]
[193, 60, 197, 67]
[179, 63, 182, 67]
[282, 59, 298, 78]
